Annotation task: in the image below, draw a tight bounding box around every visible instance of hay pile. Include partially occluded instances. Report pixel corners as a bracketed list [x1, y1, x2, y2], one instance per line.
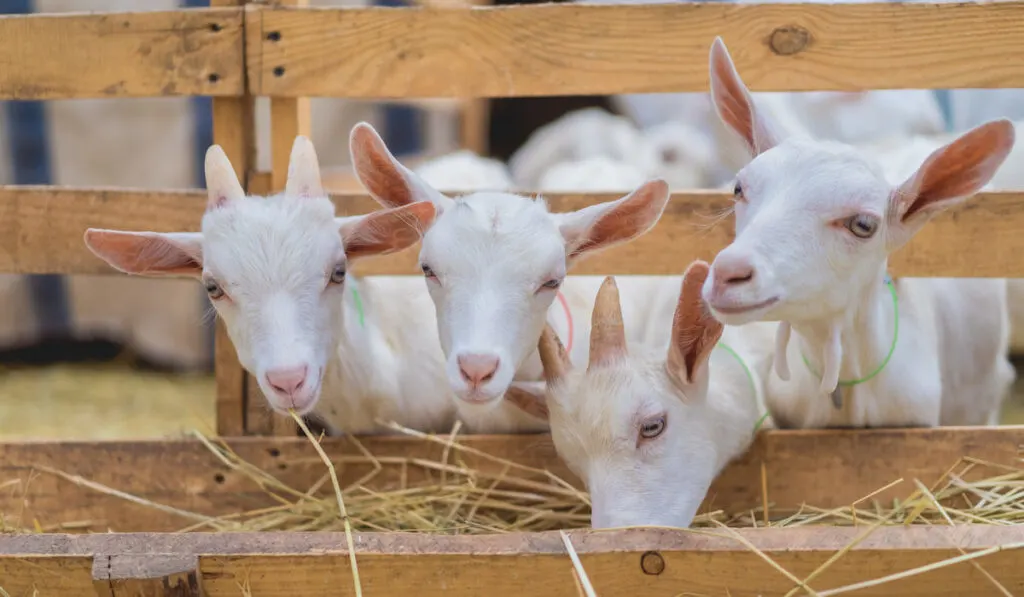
[11, 418, 1022, 535]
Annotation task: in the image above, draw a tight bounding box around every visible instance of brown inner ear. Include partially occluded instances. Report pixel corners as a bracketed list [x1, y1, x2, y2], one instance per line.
[902, 122, 1012, 221]
[354, 131, 413, 208]
[343, 203, 432, 261]
[568, 184, 662, 260]
[668, 262, 723, 383]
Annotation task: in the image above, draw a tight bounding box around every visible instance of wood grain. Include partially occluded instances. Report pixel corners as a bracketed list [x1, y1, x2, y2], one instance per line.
[246, 2, 1024, 98]
[0, 427, 1020, 534]
[1, 527, 1023, 596]
[0, 9, 243, 100]
[210, 0, 257, 440]
[5, 186, 1024, 278]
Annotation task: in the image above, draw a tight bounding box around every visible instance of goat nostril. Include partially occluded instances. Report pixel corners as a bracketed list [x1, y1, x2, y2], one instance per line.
[457, 354, 501, 386]
[725, 270, 755, 285]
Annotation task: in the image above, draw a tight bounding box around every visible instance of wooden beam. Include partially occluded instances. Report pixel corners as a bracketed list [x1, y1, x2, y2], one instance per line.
[5, 186, 1024, 278]
[1, 527, 1023, 596]
[0, 9, 244, 100]
[246, 2, 1024, 98]
[210, 0, 256, 439]
[0, 427, 1020, 533]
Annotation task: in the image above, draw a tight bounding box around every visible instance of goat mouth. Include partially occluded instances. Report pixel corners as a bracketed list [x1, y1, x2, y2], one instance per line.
[710, 296, 780, 315]
[459, 392, 501, 406]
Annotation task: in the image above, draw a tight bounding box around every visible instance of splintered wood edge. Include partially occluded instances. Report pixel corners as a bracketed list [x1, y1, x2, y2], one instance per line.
[2, 526, 1023, 556]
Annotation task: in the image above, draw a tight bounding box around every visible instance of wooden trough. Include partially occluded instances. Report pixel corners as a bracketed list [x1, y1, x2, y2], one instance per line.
[2, 1, 1024, 595]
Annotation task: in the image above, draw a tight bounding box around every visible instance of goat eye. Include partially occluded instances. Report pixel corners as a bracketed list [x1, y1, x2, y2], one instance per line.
[421, 264, 437, 279]
[329, 264, 346, 285]
[844, 214, 879, 239]
[639, 415, 666, 440]
[540, 278, 562, 291]
[733, 181, 743, 199]
[204, 279, 225, 300]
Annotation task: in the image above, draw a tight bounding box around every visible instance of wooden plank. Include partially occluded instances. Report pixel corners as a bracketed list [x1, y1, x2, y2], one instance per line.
[0, 556, 96, 596]
[0, 427, 1020, 533]
[0, 9, 243, 100]
[246, 2, 1024, 98]
[1, 528, 1023, 596]
[5, 186, 1024, 278]
[211, 0, 257, 439]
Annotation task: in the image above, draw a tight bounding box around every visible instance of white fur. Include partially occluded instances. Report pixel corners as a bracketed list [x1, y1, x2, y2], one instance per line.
[350, 123, 672, 433]
[512, 273, 776, 528]
[413, 150, 514, 193]
[537, 157, 647, 192]
[702, 38, 1016, 429]
[84, 138, 456, 435]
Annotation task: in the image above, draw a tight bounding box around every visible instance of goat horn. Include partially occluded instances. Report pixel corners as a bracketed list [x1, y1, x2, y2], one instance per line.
[589, 276, 626, 370]
[538, 323, 571, 384]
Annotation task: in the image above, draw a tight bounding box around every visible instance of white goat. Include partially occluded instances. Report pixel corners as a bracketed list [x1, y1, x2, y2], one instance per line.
[537, 156, 647, 192]
[507, 108, 659, 189]
[349, 122, 673, 433]
[83, 136, 458, 435]
[506, 264, 775, 528]
[413, 149, 514, 193]
[701, 37, 1016, 429]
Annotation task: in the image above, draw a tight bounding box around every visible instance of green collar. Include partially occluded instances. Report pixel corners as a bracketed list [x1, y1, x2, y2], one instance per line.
[716, 341, 769, 433]
[351, 285, 365, 328]
[800, 276, 899, 387]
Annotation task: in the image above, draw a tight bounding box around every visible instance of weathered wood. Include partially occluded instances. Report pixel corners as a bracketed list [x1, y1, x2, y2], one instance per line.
[0, 557, 96, 596]
[93, 555, 202, 597]
[5, 186, 1024, 278]
[0, 9, 243, 100]
[210, 0, 255, 438]
[246, 2, 1024, 98]
[0, 427, 1020, 534]
[1, 527, 1023, 596]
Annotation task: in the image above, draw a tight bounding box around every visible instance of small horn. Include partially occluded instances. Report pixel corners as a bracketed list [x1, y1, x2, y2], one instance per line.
[589, 276, 626, 369]
[538, 323, 572, 384]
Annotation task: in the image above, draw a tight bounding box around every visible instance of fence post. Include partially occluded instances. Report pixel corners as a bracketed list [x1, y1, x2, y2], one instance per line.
[211, 0, 256, 437]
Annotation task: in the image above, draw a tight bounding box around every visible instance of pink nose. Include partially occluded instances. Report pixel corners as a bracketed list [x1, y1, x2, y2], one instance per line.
[457, 353, 500, 387]
[712, 254, 755, 290]
[266, 365, 308, 397]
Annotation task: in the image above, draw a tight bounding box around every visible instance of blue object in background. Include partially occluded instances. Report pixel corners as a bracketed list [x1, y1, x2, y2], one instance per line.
[373, 0, 423, 156]
[183, 0, 217, 369]
[2, 0, 71, 340]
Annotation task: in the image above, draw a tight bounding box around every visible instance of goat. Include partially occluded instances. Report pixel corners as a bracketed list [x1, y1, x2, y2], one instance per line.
[506, 263, 775, 528]
[83, 136, 457, 435]
[349, 122, 673, 433]
[701, 37, 1015, 428]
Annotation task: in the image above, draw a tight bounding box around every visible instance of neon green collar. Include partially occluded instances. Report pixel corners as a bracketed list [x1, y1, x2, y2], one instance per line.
[351, 286, 365, 328]
[716, 341, 769, 433]
[799, 276, 898, 386]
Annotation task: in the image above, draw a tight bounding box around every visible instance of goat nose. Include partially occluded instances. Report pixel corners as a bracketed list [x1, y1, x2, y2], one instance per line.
[266, 365, 308, 397]
[457, 353, 500, 386]
[714, 256, 756, 287]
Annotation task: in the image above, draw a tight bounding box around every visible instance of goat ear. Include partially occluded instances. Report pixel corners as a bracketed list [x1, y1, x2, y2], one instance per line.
[556, 179, 670, 262]
[338, 201, 437, 262]
[504, 382, 550, 421]
[589, 276, 627, 370]
[666, 260, 724, 395]
[285, 135, 326, 199]
[890, 119, 1015, 247]
[84, 229, 204, 278]
[708, 37, 780, 157]
[349, 122, 453, 213]
[204, 145, 245, 210]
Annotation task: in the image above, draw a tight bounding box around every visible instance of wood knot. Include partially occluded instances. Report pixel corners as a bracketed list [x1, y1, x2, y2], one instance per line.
[640, 550, 665, 575]
[769, 26, 810, 56]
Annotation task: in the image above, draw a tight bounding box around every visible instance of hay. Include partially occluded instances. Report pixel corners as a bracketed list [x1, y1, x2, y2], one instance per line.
[6, 421, 1024, 595]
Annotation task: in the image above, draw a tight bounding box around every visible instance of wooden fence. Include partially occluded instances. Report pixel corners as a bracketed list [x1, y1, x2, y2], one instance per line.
[2, 2, 1024, 595]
